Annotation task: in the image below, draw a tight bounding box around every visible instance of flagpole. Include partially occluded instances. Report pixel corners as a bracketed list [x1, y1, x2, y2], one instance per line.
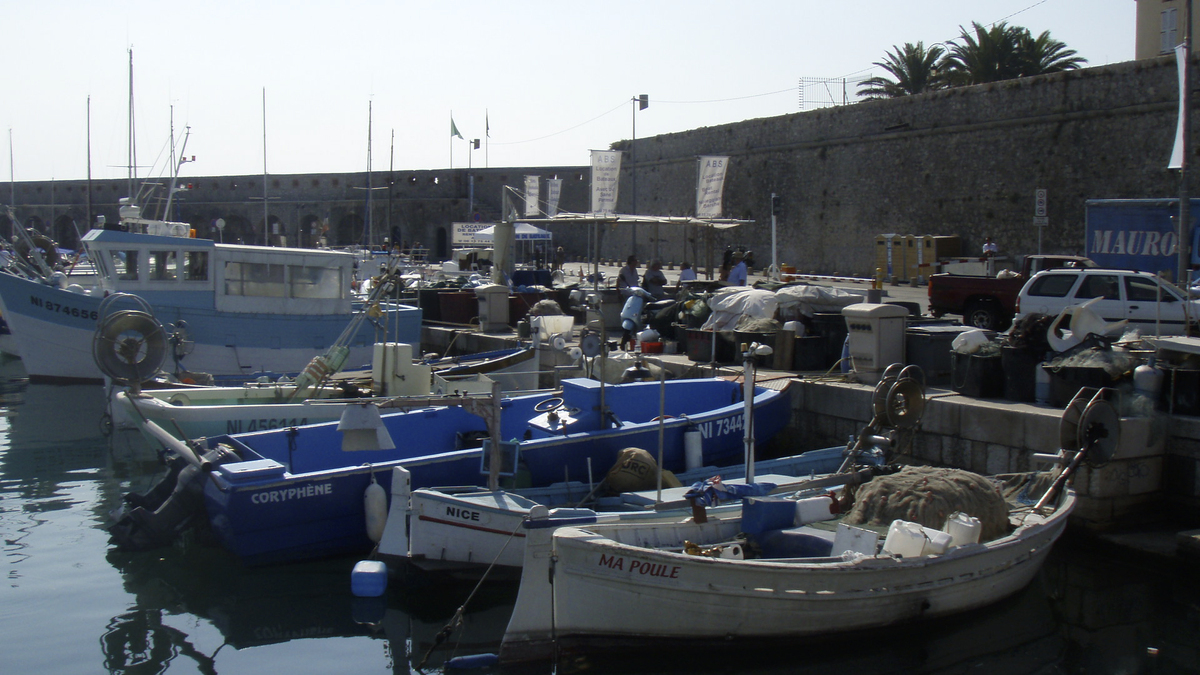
[449, 111, 453, 170]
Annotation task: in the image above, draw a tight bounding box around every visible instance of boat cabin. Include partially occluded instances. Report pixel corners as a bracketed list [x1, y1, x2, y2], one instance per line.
[82, 227, 356, 315]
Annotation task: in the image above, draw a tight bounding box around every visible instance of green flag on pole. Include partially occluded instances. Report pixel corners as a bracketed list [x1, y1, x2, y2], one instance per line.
[451, 117, 464, 139]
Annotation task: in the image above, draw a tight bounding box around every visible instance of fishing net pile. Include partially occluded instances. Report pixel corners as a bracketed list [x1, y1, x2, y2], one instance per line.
[842, 466, 1010, 541]
[526, 299, 565, 316]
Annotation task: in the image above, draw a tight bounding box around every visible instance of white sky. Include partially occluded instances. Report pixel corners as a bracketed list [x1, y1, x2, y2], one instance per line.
[2, 0, 1135, 183]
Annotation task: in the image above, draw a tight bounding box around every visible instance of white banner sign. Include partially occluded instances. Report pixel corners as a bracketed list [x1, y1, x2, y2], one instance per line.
[524, 175, 541, 217]
[590, 150, 621, 214]
[452, 221, 493, 246]
[1170, 42, 1187, 169]
[696, 155, 730, 218]
[546, 178, 563, 217]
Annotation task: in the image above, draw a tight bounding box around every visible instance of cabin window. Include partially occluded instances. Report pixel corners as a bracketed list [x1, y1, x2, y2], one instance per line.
[224, 261, 286, 298]
[149, 251, 178, 281]
[112, 250, 139, 281]
[185, 251, 209, 281]
[289, 264, 342, 299]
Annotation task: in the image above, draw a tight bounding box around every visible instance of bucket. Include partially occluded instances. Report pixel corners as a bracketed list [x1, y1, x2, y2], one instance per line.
[883, 520, 927, 557]
[794, 495, 836, 525]
[943, 512, 981, 546]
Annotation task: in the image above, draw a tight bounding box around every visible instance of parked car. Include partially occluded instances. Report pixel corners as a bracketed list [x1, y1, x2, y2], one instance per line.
[1014, 268, 1200, 335]
[927, 255, 1095, 331]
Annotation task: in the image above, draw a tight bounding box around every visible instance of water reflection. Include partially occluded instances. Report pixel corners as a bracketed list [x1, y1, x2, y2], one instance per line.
[104, 543, 515, 673]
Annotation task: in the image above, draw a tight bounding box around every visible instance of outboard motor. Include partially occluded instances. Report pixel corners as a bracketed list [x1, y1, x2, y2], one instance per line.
[107, 444, 239, 550]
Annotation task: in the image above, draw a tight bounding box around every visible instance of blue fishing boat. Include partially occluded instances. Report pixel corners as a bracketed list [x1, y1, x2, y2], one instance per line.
[121, 376, 791, 565]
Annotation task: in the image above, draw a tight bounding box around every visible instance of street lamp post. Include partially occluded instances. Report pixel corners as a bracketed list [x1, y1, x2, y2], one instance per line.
[632, 94, 648, 257]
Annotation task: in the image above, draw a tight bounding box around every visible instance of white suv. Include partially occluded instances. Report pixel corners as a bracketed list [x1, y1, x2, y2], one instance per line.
[1015, 268, 1200, 335]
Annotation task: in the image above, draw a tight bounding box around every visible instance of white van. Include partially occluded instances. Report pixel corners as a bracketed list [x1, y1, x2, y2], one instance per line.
[1015, 268, 1200, 335]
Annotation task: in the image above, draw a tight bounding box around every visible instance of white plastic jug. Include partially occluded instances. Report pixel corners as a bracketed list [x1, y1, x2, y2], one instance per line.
[883, 520, 927, 557]
[943, 511, 982, 546]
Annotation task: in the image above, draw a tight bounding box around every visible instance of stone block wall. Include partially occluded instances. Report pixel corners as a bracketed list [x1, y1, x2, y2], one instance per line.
[614, 56, 1190, 276]
[789, 379, 1186, 529]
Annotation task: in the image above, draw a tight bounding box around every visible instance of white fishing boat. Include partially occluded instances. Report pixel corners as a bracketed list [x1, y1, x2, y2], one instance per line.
[500, 469, 1075, 663]
[111, 343, 539, 439]
[498, 389, 1117, 664]
[0, 216, 423, 383]
[380, 446, 879, 578]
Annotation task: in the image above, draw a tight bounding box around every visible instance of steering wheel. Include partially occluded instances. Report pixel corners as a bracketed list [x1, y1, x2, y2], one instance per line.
[534, 397, 565, 413]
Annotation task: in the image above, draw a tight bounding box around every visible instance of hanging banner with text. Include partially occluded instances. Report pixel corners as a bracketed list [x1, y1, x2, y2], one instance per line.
[590, 150, 621, 214]
[546, 178, 563, 217]
[1170, 42, 1188, 169]
[524, 175, 541, 217]
[695, 155, 730, 218]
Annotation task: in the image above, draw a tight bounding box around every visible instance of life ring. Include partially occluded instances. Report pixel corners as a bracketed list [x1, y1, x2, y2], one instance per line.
[92, 310, 167, 384]
[14, 231, 61, 268]
[534, 397, 565, 413]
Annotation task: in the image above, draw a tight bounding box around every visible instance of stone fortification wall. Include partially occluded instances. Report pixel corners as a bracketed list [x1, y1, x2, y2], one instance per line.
[610, 56, 1186, 277]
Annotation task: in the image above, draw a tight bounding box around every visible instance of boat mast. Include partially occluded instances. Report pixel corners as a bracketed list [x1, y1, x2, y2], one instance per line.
[262, 87, 269, 245]
[86, 96, 93, 228]
[127, 48, 137, 200]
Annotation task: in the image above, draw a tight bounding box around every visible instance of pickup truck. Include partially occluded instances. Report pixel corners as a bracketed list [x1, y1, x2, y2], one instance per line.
[927, 255, 1095, 330]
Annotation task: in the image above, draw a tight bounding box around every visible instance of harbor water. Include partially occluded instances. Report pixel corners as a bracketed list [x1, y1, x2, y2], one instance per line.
[1, 357, 1198, 674]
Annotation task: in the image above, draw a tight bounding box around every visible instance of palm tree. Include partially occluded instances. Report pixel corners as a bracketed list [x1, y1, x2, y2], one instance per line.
[1018, 29, 1087, 75]
[858, 42, 948, 98]
[942, 22, 1087, 86]
[942, 22, 1028, 85]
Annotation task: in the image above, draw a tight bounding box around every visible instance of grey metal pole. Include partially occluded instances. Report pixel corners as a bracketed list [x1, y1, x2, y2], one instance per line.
[1181, 0, 1193, 334]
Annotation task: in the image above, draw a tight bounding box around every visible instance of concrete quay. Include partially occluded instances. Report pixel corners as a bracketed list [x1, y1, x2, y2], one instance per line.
[420, 321, 1200, 561]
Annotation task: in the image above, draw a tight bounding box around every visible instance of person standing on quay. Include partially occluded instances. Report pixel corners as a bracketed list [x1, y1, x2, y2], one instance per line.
[727, 251, 748, 286]
[617, 255, 640, 297]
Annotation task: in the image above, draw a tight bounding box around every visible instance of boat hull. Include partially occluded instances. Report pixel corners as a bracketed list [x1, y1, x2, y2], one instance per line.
[500, 491, 1075, 663]
[0, 272, 421, 383]
[200, 378, 790, 564]
[397, 447, 850, 575]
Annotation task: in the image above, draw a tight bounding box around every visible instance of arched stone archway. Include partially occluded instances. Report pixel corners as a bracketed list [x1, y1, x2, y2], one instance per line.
[336, 212, 361, 248]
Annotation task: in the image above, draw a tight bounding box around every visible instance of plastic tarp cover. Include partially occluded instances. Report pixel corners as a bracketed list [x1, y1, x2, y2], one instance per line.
[775, 285, 866, 319]
[684, 478, 778, 507]
[701, 288, 779, 331]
